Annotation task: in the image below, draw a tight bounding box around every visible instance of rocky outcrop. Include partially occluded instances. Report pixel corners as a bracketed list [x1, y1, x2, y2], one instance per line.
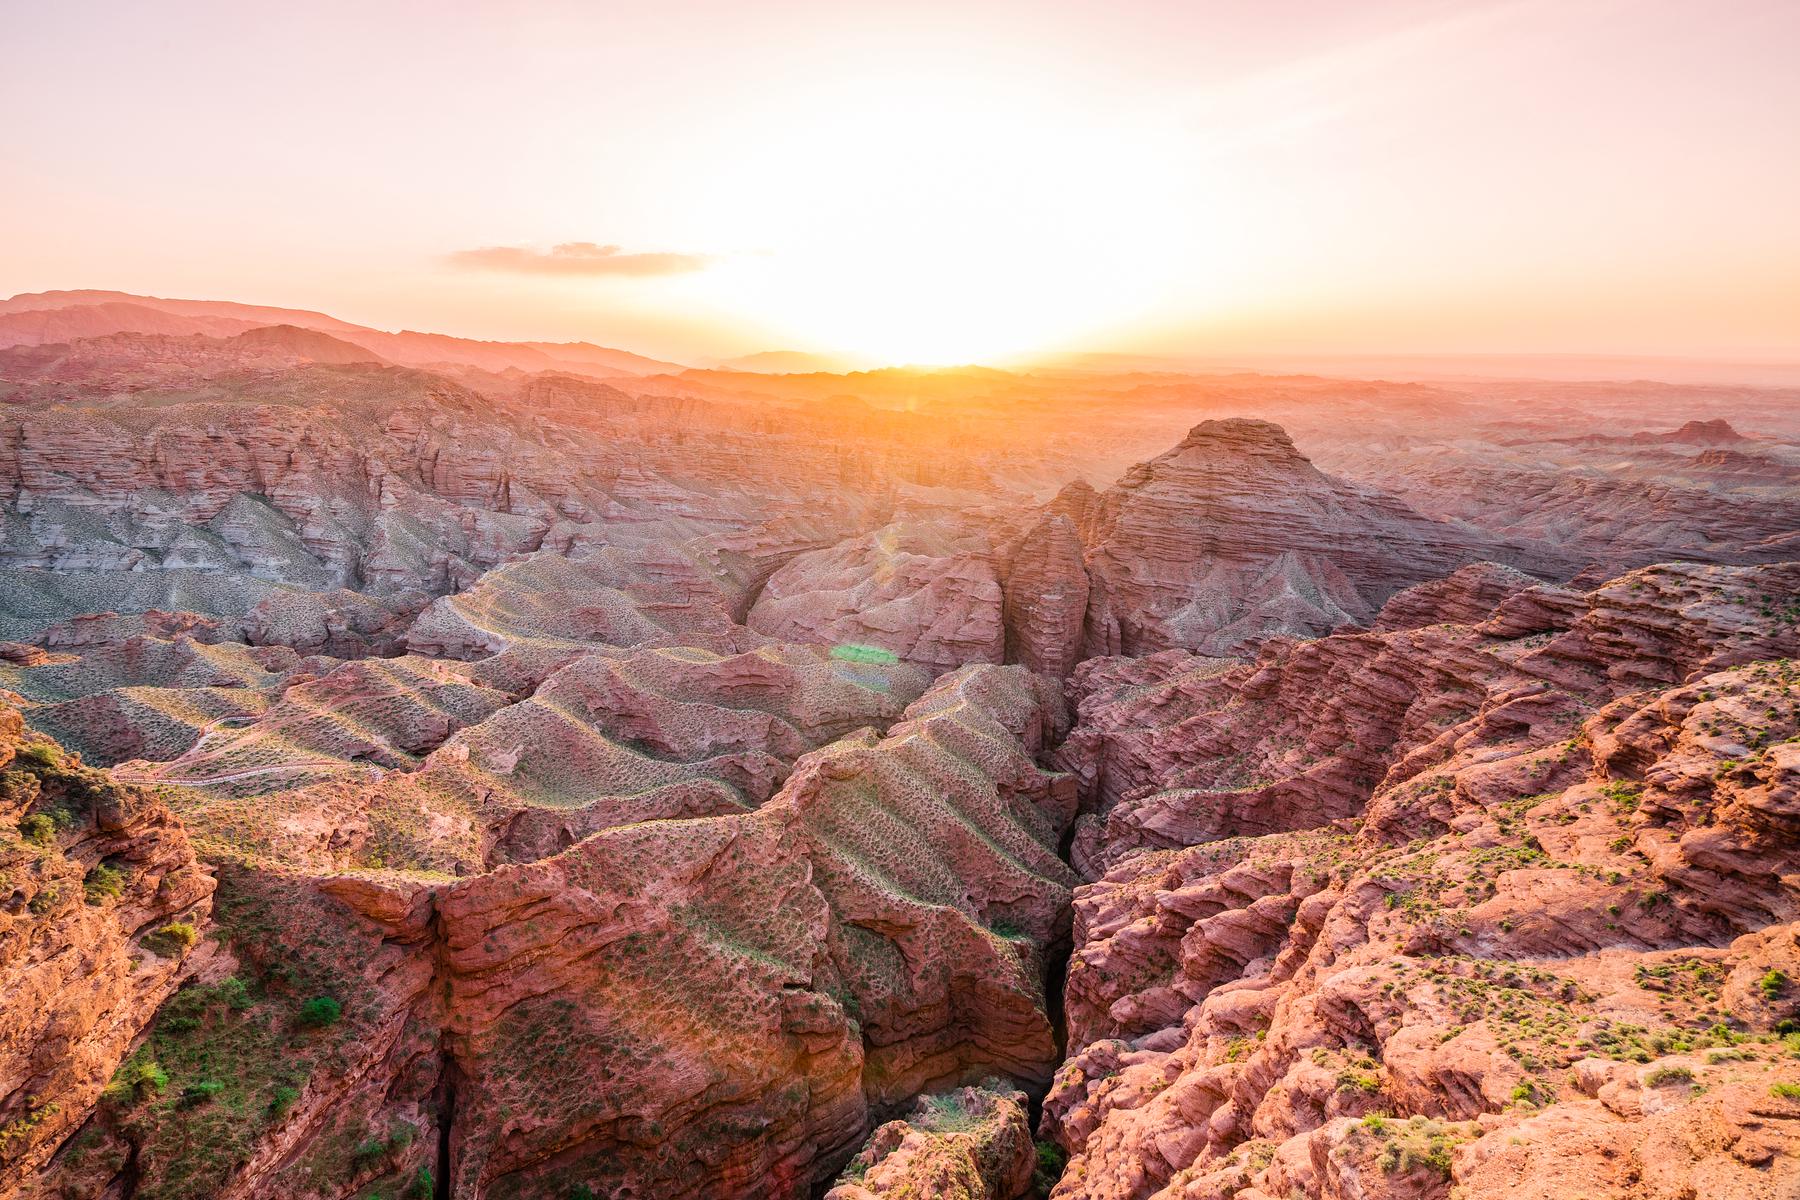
[23, 863, 443, 1200]
[0, 707, 212, 1191]
[1002, 512, 1090, 678]
[419, 643, 932, 863]
[243, 587, 429, 657]
[1342, 462, 1800, 580]
[1078, 420, 1558, 659]
[0, 343, 894, 626]
[748, 519, 1006, 672]
[1367, 561, 1542, 632]
[825, 1081, 1036, 1200]
[1635, 418, 1749, 444]
[405, 543, 759, 677]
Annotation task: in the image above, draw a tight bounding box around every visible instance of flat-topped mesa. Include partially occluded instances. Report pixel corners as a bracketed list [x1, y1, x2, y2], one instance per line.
[1171, 416, 1309, 461]
[1652, 417, 1747, 443]
[1079, 415, 1542, 659]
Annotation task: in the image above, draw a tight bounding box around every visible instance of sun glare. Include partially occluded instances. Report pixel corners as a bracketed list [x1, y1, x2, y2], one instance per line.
[674, 65, 1196, 365]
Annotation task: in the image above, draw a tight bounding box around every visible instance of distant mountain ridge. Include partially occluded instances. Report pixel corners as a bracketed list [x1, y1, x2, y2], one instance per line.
[0, 289, 687, 378]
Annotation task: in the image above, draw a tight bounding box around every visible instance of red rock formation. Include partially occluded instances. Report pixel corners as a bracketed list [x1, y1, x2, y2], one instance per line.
[405, 543, 758, 672]
[748, 518, 1007, 672]
[0, 707, 212, 1191]
[1079, 420, 1555, 659]
[1634, 418, 1749, 444]
[1039, 562, 1800, 1200]
[413, 665, 1076, 1199]
[1002, 512, 1090, 677]
[419, 643, 932, 863]
[19, 665, 1077, 1200]
[1366, 561, 1542, 633]
[1057, 563, 1800, 874]
[1332, 462, 1800, 580]
[825, 1081, 1036, 1200]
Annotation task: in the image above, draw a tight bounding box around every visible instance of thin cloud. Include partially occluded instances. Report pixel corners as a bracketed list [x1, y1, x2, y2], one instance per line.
[449, 241, 712, 276]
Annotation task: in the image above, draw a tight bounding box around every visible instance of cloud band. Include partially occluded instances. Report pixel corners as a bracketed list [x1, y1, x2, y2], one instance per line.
[449, 241, 710, 276]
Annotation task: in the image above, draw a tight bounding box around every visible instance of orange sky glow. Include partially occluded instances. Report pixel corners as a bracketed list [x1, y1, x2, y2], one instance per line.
[4, 0, 1797, 368]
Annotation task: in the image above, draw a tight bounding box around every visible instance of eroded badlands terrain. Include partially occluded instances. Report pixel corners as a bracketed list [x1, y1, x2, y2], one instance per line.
[0, 291, 1797, 1199]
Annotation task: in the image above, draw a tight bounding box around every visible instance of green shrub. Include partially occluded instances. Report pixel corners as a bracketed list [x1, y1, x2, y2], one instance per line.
[14, 744, 63, 772]
[269, 1084, 301, 1117]
[1369, 1115, 1467, 1178]
[1033, 1139, 1067, 1193]
[1771, 1082, 1800, 1100]
[1645, 1065, 1694, 1087]
[83, 864, 126, 904]
[143, 922, 199, 956]
[179, 1080, 225, 1108]
[215, 975, 253, 1010]
[18, 813, 54, 846]
[407, 1166, 434, 1200]
[298, 996, 343, 1028]
[0, 1098, 61, 1155]
[918, 1092, 976, 1132]
[1761, 969, 1789, 1002]
[352, 1124, 415, 1169]
[102, 1057, 169, 1105]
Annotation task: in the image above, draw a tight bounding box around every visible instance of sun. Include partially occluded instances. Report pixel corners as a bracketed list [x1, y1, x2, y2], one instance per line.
[669, 62, 1197, 366]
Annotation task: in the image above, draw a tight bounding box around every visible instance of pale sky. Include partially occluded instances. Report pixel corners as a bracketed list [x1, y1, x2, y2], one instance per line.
[3, 0, 1797, 365]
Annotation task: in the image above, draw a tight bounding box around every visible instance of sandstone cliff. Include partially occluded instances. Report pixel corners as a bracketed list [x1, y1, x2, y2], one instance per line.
[0, 707, 212, 1191]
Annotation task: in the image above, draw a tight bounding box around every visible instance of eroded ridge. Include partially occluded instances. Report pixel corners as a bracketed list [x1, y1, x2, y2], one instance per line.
[1042, 562, 1800, 1200]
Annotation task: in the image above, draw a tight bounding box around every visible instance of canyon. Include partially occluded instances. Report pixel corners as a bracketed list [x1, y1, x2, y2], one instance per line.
[0, 291, 1796, 1200]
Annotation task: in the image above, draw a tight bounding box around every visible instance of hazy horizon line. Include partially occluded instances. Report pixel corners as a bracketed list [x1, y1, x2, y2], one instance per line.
[6, 283, 1800, 388]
